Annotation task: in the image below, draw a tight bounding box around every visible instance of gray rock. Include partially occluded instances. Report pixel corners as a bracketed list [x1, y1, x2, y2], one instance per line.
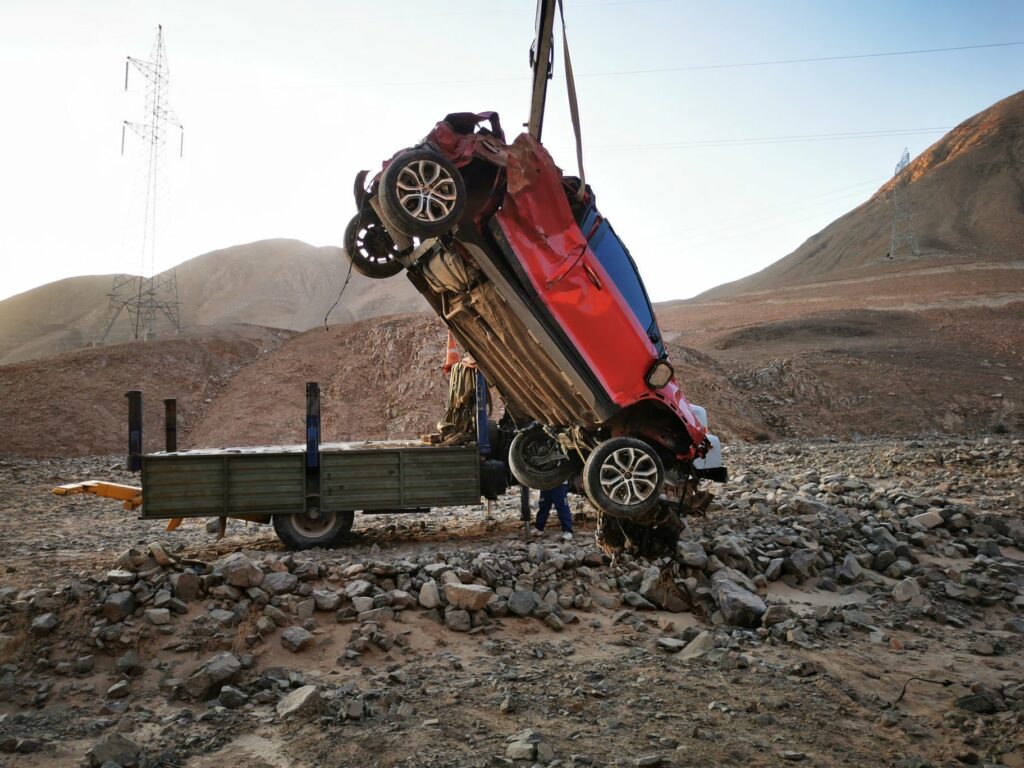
[909, 509, 943, 529]
[892, 577, 921, 603]
[507, 740, 536, 761]
[677, 630, 715, 660]
[761, 604, 794, 627]
[351, 595, 374, 613]
[342, 698, 363, 719]
[281, 626, 314, 652]
[786, 550, 817, 581]
[277, 684, 320, 718]
[836, 554, 863, 584]
[106, 569, 136, 586]
[312, 589, 341, 611]
[184, 652, 241, 699]
[106, 680, 131, 699]
[622, 591, 656, 610]
[677, 541, 708, 569]
[445, 608, 471, 632]
[218, 684, 248, 709]
[171, 572, 200, 601]
[116, 650, 144, 677]
[639, 567, 690, 612]
[264, 604, 289, 627]
[88, 733, 141, 767]
[345, 579, 373, 598]
[656, 637, 688, 653]
[508, 590, 538, 617]
[102, 591, 136, 623]
[764, 558, 784, 581]
[711, 579, 766, 628]
[262, 571, 298, 596]
[417, 581, 442, 610]
[29, 613, 59, 636]
[220, 552, 264, 588]
[145, 608, 171, 625]
[358, 606, 394, 624]
[443, 582, 493, 611]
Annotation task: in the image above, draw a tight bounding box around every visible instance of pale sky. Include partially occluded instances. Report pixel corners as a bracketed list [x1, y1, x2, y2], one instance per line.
[1, 0, 1022, 303]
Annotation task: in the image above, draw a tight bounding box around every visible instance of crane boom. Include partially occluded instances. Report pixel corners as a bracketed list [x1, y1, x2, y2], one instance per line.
[527, 0, 558, 141]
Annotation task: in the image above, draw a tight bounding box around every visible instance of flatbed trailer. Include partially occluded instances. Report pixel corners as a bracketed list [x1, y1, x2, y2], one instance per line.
[55, 382, 519, 549]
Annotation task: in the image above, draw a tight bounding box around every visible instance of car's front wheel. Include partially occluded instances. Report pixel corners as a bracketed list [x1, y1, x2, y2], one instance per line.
[583, 437, 664, 522]
[378, 149, 466, 238]
[343, 209, 405, 279]
[273, 509, 354, 550]
[508, 428, 572, 490]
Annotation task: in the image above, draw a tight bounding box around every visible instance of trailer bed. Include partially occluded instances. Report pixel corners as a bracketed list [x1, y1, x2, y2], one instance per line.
[140, 442, 482, 520]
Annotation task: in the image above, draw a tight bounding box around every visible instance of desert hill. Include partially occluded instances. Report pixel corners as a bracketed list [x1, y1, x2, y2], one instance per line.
[2, 92, 1023, 456]
[0, 238, 427, 365]
[700, 89, 1024, 300]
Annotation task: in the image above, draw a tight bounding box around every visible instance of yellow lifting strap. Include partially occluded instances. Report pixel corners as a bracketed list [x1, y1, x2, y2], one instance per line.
[52, 481, 144, 511]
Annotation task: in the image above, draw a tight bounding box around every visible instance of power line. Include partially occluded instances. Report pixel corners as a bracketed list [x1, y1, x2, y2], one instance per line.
[578, 41, 1024, 78]
[176, 40, 1024, 93]
[588, 127, 952, 151]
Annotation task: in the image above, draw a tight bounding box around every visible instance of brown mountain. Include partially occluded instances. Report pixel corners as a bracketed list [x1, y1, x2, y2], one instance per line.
[0, 239, 427, 365]
[698, 89, 1024, 299]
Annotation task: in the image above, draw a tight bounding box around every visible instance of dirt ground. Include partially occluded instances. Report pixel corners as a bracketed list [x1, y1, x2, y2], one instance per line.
[1, 438, 1020, 768]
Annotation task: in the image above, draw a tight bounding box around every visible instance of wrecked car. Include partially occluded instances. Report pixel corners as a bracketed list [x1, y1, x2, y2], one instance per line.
[345, 112, 726, 554]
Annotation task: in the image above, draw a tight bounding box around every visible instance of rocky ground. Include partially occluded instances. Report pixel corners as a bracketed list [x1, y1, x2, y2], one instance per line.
[0, 437, 1021, 767]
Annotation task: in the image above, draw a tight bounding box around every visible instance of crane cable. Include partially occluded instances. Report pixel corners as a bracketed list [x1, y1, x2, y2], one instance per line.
[557, 0, 587, 202]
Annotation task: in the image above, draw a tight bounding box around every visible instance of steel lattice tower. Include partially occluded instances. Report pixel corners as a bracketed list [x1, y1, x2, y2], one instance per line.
[101, 25, 184, 342]
[887, 148, 920, 261]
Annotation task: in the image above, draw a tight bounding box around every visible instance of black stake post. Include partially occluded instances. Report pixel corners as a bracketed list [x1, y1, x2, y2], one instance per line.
[126, 390, 143, 472]
[305, 382, 320, 469]
[521, 484, 532, 538]
[163, 398, 177, 453]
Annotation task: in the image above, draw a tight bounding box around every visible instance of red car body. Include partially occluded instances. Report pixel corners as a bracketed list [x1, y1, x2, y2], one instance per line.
[377, 112, 707, 459]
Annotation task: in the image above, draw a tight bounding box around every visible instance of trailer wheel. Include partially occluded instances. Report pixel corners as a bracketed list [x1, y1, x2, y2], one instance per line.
[583, 437, 664, 523]
[508, 429, 572, 491]
[273, 510, 354, 550]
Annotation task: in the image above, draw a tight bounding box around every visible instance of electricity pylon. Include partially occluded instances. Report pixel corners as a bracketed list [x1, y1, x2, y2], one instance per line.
[101, 25, 184, 342]
[887, 148, 920, 261]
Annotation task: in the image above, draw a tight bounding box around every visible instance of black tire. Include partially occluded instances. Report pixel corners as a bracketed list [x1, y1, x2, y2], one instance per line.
[583, 437, 665, 522]
[378, 148, 466, 238]
[508, 429, 572, 490]
[343, 209, 405, 279]
[273, 510, 354, 550]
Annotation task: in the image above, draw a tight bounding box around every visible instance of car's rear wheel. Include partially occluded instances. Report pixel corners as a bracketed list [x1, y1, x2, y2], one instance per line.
[343, 209, 405, 279]
[273, 509, 354, 550]
[378, 149, 466, 238]
[583, 437, 664, 522]
[508, 428, 572, 490]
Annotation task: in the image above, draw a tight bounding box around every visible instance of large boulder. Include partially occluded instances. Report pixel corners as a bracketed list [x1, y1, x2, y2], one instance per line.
[102, 591, 136, 623]
[219, 552, 264, 588]
[262, 571, 298, 596]
[443, 583, 493, 611]
[277, 685, 320, 718]
[711, 579, 766, 628]
[87, 733, 142, 767]
[184, 652, 241, 699]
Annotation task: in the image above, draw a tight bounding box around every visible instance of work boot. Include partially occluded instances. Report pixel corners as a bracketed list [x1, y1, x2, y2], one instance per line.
[531, 528, 544, 538]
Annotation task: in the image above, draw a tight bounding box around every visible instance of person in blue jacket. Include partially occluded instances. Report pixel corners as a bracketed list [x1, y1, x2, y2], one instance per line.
[533, 482, 573, 541]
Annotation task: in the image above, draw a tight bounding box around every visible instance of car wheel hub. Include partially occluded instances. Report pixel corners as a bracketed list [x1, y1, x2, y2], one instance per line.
[599, 447, 658, 506]
[396, 160, 458, 223]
